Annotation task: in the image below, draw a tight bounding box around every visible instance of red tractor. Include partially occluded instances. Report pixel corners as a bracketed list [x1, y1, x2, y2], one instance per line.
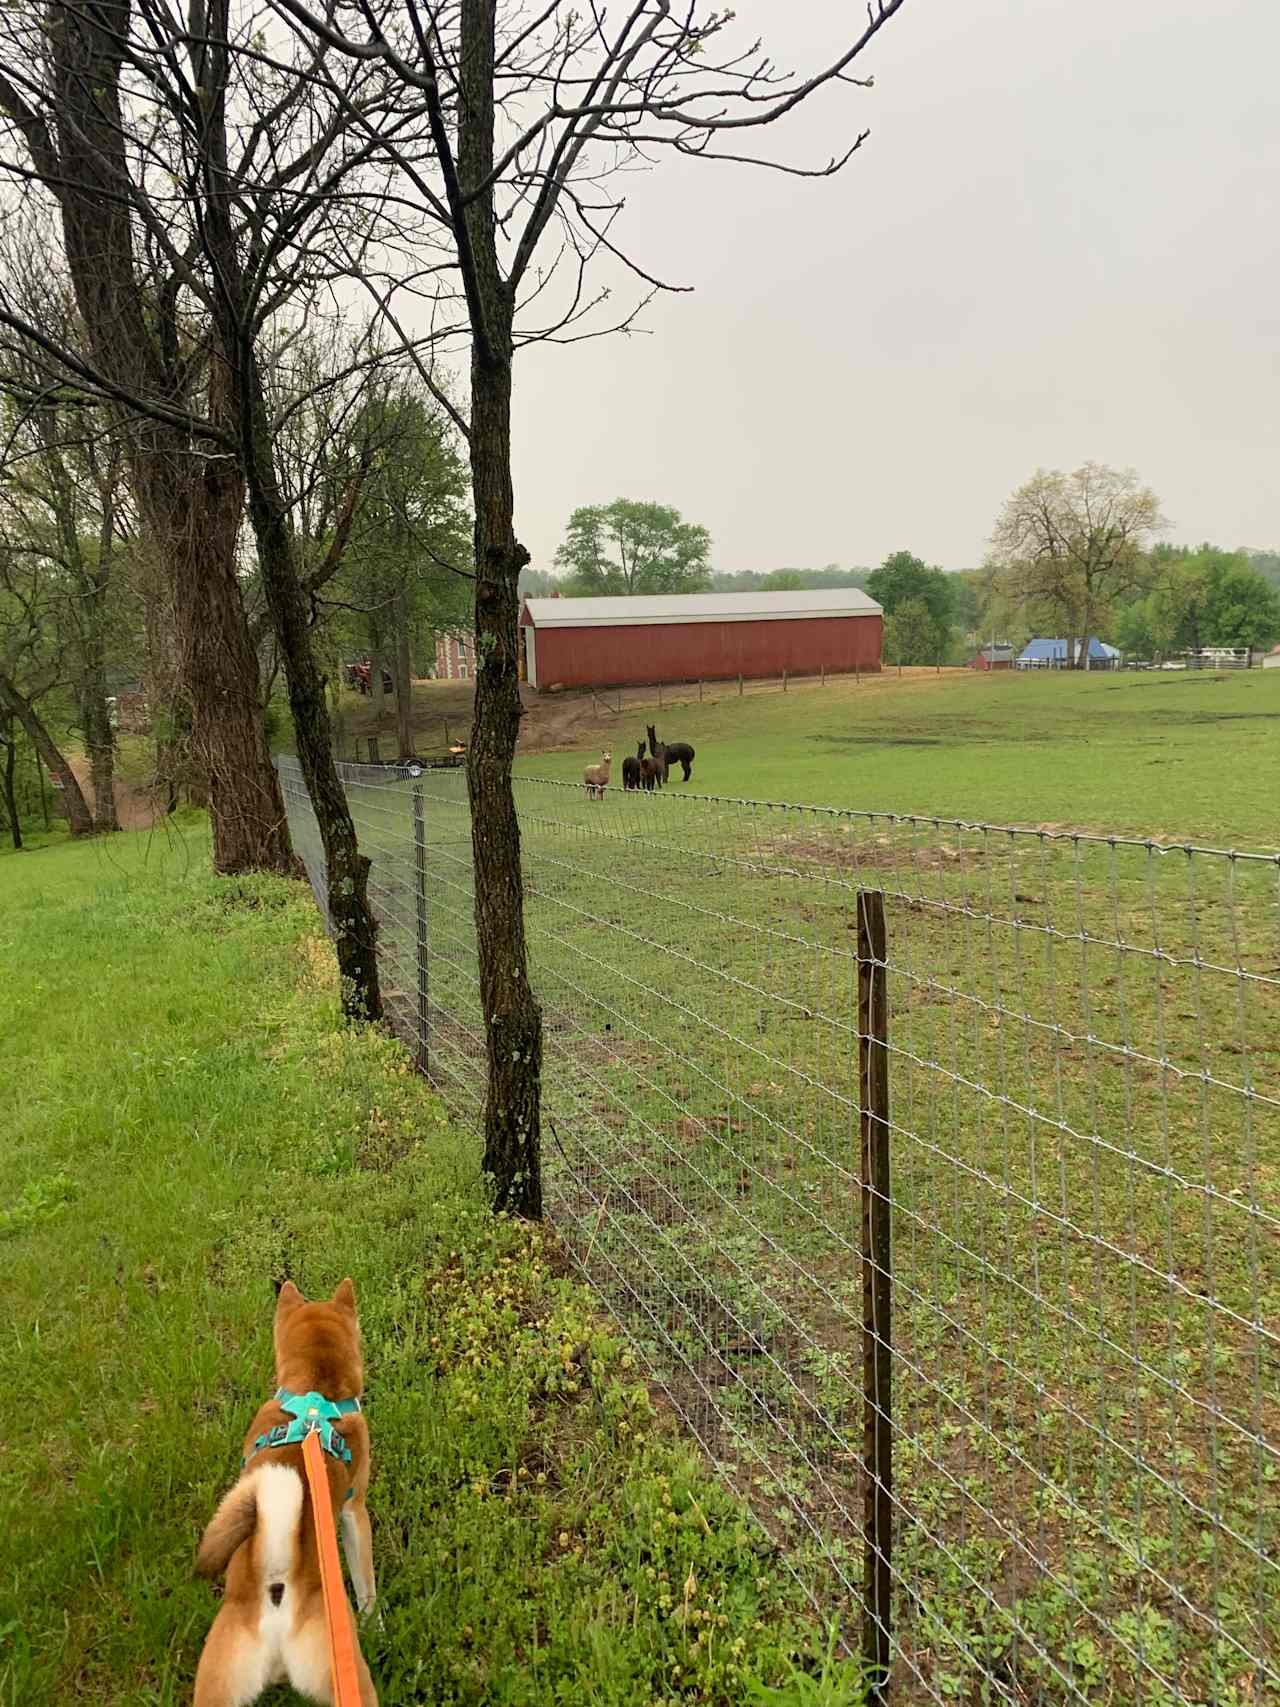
[345, 659, 394, 696]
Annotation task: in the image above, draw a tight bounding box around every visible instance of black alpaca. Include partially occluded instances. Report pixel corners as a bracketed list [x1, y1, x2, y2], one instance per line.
[648, 724, 694, 783]
[622, 741, 643, 791]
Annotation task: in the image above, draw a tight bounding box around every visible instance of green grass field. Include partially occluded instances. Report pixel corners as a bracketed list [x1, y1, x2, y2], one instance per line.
[512, 666, 1280, 850]
[298, 667, 1280, 1705]
[0, 830, 871, 1706]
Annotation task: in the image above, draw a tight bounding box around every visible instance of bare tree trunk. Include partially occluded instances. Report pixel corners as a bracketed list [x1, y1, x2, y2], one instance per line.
[248, 505, 381, 1017]
[0, 678, 93, 835]
[138, 560, 186, 806]
[153, 469, 294, 873]
[469, 348, 542, 1216]
[394, 586, 414, 760]
[1, 719, 20, 849]
[82, 633, 118, 833]
[459, 0, 543, 1217]
[228, 338, 382, 1021]
[327, 675, 348, 760]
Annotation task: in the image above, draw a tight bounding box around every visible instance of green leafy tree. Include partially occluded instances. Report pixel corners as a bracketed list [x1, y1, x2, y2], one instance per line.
[990, 465, 1165, 667]
[555, 500, 711, 596]
[1201, 558, 1280, 647]
[867, 551, 955, 628]
[1241, 549, 1280, 594]
[869, 552, 953, 661]
[883, 597, 943, 666]
[323, 386, 472, 757]
[1112, 600, 1158, 659]
[1117, 546, 1280, 656]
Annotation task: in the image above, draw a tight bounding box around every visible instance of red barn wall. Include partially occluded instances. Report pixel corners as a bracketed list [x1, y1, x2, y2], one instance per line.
[525, 614, 882, 689]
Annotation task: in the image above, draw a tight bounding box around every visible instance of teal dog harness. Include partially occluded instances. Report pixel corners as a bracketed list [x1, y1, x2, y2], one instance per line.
[244, 1388, 361, 1478]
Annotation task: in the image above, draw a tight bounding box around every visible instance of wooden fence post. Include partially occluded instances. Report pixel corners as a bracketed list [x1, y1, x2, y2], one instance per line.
[857, 888, 893, 1699]
[783, 669, 788, 692]
[699, 679, 703, 703]
[738, 673, 743, 697]
[412, 785, 429, 1075]
[368, 735, 381, 765]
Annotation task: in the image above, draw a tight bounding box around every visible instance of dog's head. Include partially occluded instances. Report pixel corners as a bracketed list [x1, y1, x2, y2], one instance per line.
[273, 1278, 364, 1397]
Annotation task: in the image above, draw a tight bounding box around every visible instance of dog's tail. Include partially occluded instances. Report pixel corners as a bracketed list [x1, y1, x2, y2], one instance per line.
[196, 1463, 303, 1580]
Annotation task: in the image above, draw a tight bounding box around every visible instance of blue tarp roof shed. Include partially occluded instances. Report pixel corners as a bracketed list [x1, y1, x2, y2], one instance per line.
[1018, 638, 1119, 664]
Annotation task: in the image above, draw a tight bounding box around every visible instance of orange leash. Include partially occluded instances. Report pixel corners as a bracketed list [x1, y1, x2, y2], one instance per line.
[301, 1428, 363, 1707]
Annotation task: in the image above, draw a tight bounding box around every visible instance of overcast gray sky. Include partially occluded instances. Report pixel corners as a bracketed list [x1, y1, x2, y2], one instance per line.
[507, 0, 1279, 576]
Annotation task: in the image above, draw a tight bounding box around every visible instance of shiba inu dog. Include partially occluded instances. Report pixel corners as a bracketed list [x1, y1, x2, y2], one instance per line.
[193, 1279, 377, 1705]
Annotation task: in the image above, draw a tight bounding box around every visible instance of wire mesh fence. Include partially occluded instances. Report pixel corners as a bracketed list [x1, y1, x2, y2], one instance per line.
[277, 755, 1280, 1705]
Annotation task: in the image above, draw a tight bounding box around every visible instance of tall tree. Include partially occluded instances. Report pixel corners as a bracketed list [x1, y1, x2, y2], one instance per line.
[0, 710, 20, 848]
[990, 464, 1165, 668]
[325, 385, 472, 759]
[867, 550, 954, 660]
[0, 541, 94, 834]
[0, 386, 130, 832]
[275, 0, 908, 1215]
[883, 596, 942, 667]
[0, 2, 440, 1018]
[868, 550, 955, 627]
[555, 499, 711, 597]
[0, 58, 292, 874]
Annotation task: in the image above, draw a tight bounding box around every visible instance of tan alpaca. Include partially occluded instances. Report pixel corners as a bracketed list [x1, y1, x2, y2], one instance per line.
[583, 750, 612, 800]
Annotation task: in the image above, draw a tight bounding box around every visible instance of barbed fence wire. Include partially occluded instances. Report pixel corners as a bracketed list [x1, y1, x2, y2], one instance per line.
[277, 755, 1279, 1705]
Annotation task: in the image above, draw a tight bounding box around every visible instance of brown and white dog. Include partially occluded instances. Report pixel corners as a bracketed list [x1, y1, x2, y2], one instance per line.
[193, 1279, 378, 1706]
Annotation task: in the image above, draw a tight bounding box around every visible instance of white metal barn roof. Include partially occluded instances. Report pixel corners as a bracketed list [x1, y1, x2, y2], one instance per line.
[522, 589, 883, 629]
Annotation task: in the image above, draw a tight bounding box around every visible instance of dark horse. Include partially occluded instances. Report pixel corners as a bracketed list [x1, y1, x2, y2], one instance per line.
[648, 724, 694, 783]
[622, 741, 644, 791]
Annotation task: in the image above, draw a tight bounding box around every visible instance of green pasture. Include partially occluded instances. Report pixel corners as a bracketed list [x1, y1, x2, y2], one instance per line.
[514, 666, 1280, 850]
[324, 686, 1279, 1704]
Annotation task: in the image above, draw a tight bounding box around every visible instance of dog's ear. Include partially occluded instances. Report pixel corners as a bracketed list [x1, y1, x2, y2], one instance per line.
[275, 1279, 304, 1323]
[332, 1277, 357, 1315]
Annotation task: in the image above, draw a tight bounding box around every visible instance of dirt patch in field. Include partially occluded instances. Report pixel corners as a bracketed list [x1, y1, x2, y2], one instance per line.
[773, 832, 983, 876]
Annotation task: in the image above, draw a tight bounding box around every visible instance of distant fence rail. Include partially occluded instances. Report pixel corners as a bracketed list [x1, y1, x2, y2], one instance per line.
[277, 756, 1280, 1706]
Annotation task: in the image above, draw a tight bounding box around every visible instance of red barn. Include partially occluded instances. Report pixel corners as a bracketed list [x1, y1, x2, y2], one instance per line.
[971, 643, 1014, 671]
[519, 589, 883, 690]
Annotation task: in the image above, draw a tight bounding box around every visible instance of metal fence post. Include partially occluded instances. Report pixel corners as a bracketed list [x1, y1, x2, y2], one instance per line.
[412, 784, 429, 1075]
[857, 888, 893, 1698]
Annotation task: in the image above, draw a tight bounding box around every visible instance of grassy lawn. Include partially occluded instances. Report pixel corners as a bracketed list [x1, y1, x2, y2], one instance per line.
[511, 667, 1280, 850]
[0, 828, 869, 1706]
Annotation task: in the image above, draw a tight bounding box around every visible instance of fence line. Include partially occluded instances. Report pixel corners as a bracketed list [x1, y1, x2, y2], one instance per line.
[277, 756, 1279, 1706]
